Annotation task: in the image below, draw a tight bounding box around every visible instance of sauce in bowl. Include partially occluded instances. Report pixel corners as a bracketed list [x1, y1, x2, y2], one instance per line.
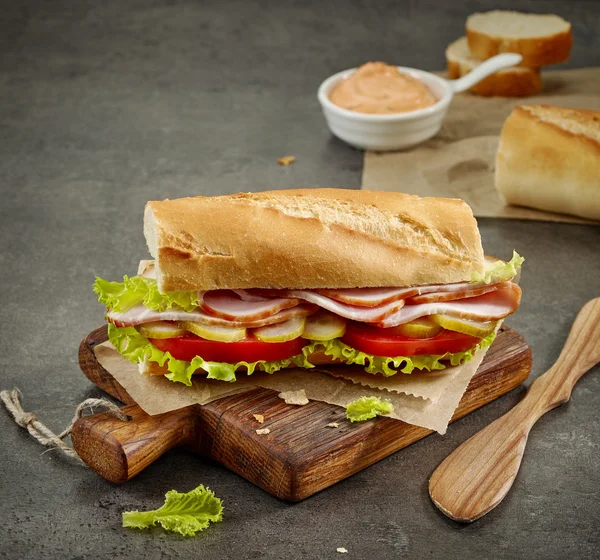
[329, 62, 437, 114]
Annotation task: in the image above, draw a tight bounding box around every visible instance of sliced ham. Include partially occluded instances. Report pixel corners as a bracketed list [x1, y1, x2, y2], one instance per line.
[108, 302, 318, 329]
[406, 282, 506, 305]
[284, 290, 405, 322]
[231, 289, 269, 302]
[375, 283, 522, 328]
[315, 279, 506, 307]
[201, 290, 301, 321]
[316, 286, 420, 307]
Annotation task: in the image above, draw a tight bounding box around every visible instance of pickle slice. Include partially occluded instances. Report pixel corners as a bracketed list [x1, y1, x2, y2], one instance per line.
[389, 318, 442, 339]
[430, 314, 497, 338]
[253, 317, 306, 342]
[179, 321, 247, 342]
[137, 321, 187, 339]
[302, 311, 347, 341]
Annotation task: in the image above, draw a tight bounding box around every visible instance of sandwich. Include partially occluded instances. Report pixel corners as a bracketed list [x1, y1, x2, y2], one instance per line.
[94, 189, 523, 385]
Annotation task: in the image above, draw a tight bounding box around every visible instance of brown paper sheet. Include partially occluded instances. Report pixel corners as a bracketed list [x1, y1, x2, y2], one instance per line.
[324, 365, 461, 402]
[361, 67, 600, 224]
[94, 340, 492, 434]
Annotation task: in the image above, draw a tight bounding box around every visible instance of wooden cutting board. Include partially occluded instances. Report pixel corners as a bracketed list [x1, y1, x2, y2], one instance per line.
[72, 324, 531, 501]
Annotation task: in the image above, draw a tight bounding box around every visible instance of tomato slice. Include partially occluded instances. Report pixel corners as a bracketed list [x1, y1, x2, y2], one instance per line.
[149, 335, 306, 363]
[341, 322, 481, 357]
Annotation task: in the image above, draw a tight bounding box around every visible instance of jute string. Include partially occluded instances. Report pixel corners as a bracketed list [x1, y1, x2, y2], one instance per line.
[1, 388, 128, 464]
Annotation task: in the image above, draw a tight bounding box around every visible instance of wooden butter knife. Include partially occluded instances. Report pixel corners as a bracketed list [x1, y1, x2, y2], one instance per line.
[429, 297, 600, 522]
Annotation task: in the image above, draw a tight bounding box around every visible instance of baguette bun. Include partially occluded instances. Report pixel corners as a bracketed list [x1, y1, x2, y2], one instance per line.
[446, 37, 542, 97]
[466, 11, 572, 67]
[144, 189, 485, 292]
[496, 105, 600, 221]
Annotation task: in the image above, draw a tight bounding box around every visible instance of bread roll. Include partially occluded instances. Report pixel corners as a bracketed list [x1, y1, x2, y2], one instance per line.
[144, 189, 485, 292]
[466, 11, 572, 67]
[496, 105, 600, 221]
[446, 37, 542, 97]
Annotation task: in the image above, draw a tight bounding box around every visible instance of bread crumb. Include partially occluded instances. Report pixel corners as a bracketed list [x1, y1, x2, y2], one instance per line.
[278, 389, 309, 406]
[256, 428, 270, 435]
[277, 155, 296, 166]
[327, 422, 339, 428]
[337, 548, 348, 553]
[253, 414, 265, 424]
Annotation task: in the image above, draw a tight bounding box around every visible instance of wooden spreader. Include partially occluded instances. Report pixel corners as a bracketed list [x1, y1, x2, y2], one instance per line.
[72, 325, 531, 501]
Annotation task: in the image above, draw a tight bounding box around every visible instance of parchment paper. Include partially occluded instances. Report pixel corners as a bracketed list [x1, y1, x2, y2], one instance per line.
[94, 340, 491, 434]
[361, 67, 600, 224]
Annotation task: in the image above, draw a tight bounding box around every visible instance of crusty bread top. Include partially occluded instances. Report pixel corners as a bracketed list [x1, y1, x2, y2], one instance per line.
[466, 10, 572, 67]
[495, 105, 600, 221]
[518, 105, 600, 144]
[467, 10, 570, 40]
[144, 189, 485, 292]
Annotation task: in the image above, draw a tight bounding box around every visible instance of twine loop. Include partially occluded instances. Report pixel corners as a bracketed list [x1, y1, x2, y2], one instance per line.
[1, 388, 129, 464]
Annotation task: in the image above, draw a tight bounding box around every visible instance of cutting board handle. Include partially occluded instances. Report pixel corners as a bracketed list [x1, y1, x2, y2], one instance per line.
[71, 403, 198, 483]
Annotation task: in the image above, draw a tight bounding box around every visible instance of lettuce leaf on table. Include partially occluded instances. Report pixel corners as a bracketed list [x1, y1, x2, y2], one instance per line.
[122, 485, 223, 537]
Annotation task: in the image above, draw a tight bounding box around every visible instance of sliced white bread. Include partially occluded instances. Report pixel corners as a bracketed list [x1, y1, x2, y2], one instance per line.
[496, 105, 600, 221]
[466, 11, 572, 67]
[446, 37, 542, 97]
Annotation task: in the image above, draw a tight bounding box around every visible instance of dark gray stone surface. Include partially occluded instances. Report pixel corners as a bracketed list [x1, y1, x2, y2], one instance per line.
[1, 1, 599, 558]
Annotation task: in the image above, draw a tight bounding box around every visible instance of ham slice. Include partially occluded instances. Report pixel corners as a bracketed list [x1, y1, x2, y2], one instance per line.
[201, 290, 301, 321]
[406, 282, 504, 304]
[316, 279, 505, 307]
[316, 286, 420, 307]
[107, 302, 317, 329]
[284, 290, 405, 322]
[375, 283, 522, 328]
[231, 289, 269, 302]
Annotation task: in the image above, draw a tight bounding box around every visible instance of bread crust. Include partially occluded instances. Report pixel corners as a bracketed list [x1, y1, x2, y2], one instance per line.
[495, 105, 600, 221]
[466, 20, 572, 67]
[144, 189, 485, 292]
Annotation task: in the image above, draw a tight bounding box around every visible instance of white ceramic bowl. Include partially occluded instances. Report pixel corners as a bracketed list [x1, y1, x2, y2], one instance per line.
[317, 54, 522, 152]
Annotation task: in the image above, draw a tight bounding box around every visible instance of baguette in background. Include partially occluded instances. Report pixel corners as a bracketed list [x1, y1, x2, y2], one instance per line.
[446, 37, 542, 97]
[496, 105, 600, 222]
[466, 11, 572, 67]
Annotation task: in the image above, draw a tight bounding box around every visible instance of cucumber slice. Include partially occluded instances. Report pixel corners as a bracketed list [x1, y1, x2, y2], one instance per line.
[179, 321, 247, 342]
[430, 314, 497, 338]
[390, 318, 442, 339]
[302, 312, 347, 341]
[137, 321, 187, 339]
[252, 317, 306, 342]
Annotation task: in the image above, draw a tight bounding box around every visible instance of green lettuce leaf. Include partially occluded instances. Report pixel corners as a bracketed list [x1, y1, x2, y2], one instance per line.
[109, 325, 496, 385]
[345, 396, 394, 422]
[308, 334, 496, 377]
[122, 485, 223, 537]
[94, 275, 200, 313]
[472, 251, 524, 284]
[108, 324, 317, 384]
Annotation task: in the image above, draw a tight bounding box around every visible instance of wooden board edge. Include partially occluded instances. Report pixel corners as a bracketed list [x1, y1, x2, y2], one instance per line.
[79, 325, 134, 404]
[283, 335, 531, 501]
